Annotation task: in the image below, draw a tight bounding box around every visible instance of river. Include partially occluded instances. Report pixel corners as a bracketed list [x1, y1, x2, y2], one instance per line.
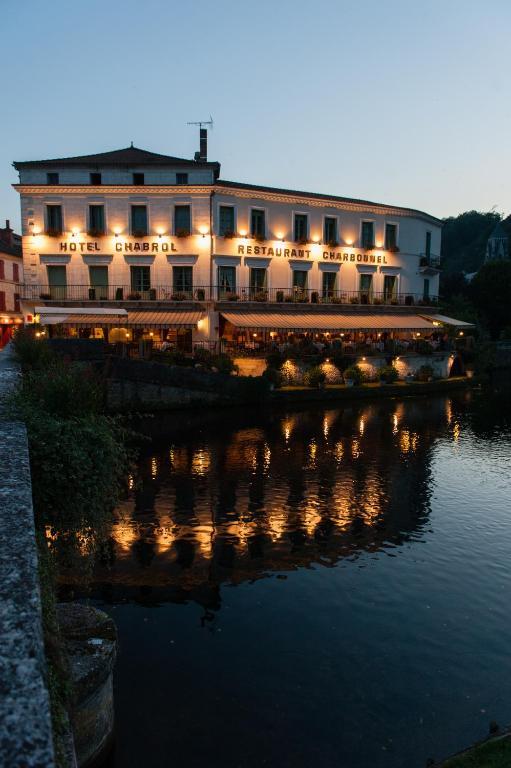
[60, 389, 511, 768]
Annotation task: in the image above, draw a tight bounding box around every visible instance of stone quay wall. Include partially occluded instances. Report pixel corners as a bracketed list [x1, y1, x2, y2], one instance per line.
[0, 343, 56, 767]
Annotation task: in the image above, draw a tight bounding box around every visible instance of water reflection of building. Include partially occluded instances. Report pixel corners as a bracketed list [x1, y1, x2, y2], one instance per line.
[60, 397, 457, 608]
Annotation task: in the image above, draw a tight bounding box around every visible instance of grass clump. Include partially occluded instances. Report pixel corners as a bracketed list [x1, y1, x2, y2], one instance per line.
[442, 736, 511, 767]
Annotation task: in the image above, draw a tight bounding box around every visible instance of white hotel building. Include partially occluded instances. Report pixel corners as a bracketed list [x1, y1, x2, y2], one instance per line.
[14, 136, 458, 351]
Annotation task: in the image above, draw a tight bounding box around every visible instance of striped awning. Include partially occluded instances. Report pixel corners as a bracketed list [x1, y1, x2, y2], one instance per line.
[127, 311, 204, 328]
[420, 314, 475, 328]
[220, 312, 437, 332]
[53, 314, 126, 325]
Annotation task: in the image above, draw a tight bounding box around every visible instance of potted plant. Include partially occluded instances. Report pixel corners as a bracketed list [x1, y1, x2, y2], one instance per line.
[127, 291, 141, 300]
[350, 296, 359, 304]
[373, 297, 383, 305]
[227, 293, 239, 301]
[296, 237, 309, 245]
[343, 364, 364, 387]
[39, 292, 51, 300]
[364, 243, 375, 251]
[276, 290, 284, 302]
[171, 291, 187, 301]
[253, 291, 268, 302]
[45, 228, 62, 238]
[378, 364, 399, 385]
[132, 229, 147, 238]
[311, 291, 319, 304]
[222, 230, 236, 239]
[254, 233, 266, 243]
[327, 240, 339, 248]
[175, 228, 190, 238]
[303, 366, 326, 389]
[390, 298, 399, 305]
[115, 287, 124, 300]
[195, 288, 206, 301]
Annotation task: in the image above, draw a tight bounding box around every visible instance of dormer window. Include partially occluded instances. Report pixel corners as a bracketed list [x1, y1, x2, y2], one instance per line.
[176, 173, 188, 185]
[133, 173, 144, 185]
[47, 172, 59, 185]
[90, 172, 102, 185]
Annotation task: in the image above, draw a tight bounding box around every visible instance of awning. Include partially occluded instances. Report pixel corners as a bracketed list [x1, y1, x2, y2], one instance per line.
[52, 314, 126, 325]
[220, 312, 438, 332]
[127, 311, 204, 328]
[420, 314, 475, 328]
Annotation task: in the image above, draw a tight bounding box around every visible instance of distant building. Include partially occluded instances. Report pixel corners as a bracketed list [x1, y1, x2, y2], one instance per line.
[0, 220, 23, 347]
[485, 216, 511, 262]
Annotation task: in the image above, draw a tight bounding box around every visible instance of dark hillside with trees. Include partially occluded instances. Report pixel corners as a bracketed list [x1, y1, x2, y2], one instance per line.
[440, 210, 502, 276]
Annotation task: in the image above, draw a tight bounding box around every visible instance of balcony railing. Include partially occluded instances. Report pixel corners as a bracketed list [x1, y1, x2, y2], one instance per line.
[19, 285, 439, 306]
[419, 254, 441, 268]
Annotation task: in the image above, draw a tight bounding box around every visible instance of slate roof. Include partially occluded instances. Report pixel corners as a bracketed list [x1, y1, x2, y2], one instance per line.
[216, 179, 442, 224]
[13, 145, 220, 172]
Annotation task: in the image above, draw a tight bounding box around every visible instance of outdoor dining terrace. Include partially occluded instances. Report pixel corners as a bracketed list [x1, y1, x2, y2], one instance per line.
[19, 284, 439, 307]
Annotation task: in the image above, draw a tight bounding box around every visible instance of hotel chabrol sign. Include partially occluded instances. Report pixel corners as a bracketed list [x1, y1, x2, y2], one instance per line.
[58, 240, 178, 252]
[237, 244, 392, 264]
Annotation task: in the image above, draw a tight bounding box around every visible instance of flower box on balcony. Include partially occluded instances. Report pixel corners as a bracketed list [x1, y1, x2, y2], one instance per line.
[295, 237, 309, 246]
[222, 230, 236, 239]
[311, 291, 319, 304]
[331, 296, 344, 304]
[253, 291, 268, 302]
[390, 298, 399, 305]
[45, 228, 62, 238]
[254, 234, 266, 243]
[349, 296, 359, 304]
[327, 240, 339, 248]
[175, 228, 191, 238]
[226, 293, 239, 301]
[87, 229, 105, 238]
[388, 245, 400, 253]
[364, 244, 375, 251]
[39, 292, 51, 300]
[171, 292, 187, 301]
[132, 230, 147, 238]
[195, 288, 206, 301]
[276, 290, 284, 302]
[373, 297, 383, 305]
[128, 291, 141, 300]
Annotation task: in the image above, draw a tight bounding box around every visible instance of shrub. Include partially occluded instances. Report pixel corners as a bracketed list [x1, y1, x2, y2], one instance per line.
[212, 353, 237, 374]
[416, 364, 434, 381]
[262, 367, 283, 388]
[266, 350, 283, 369]
[13, 327, 54, 370]
[303, 366, 326, 388]
[193, 347, 213, 367]
[343, 365, 364, 385]
[378, 364, 399, 383]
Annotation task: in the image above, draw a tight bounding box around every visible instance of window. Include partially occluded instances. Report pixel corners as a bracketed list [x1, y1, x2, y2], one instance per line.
[385, 223, 397, 250]
[361, 222, 374, 249]
[47, 172, 59, 185]
[322, 271, 337, 298]
[218, 266, 236, 298]
[383, 275, 397, 301]
[174, 205, 191, 236]
[249, 268, 267, 297]
[47, 265, 67, 300]
[425, 231, 431, 258]
[13, 263, 20, 282]
[90, 172, 102, 185]
[250, 209, 266, 238]
[294, 214, 308, 242]
[219, 206, 235, 236]
[131, 205, 148, 236]
[173, 266, 193, 296]
[46, 205, 63, 235]
[88, 266, 108, 300]
[176, 173, 188, 185]
[359, 273, 373, 302]
[88, 205, 105, 235]
[133, 173, 144, 185]
[423, 278, 430, 300]
[0, 291, 5, 311]
[0, 260, 4, 280]
[324, 217, 337, 244]
[14, 293, 20, 313]
[130, 266, 150, 293]
[292, 270, 308, 291]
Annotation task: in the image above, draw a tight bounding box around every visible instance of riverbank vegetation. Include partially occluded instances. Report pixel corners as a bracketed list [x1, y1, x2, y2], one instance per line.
[12, 329, 133, 766]
[441, 734, 511, 767]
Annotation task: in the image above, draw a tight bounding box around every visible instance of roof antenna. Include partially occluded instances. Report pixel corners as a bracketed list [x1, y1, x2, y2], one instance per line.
[188, 117, 213, 161]
[130, 141, 134, 148]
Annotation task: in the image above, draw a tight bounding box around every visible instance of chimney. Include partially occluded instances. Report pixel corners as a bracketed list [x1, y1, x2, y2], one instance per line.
[1, 219, 13, 246]
[199, 128, 207, 161]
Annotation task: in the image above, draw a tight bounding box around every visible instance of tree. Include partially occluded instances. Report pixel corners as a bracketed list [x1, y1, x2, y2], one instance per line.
[441, 210, 501, 276]
[470, 261, 511, 339]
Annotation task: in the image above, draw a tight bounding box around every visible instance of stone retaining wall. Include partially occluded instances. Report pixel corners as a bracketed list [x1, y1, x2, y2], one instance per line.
[0, 344, 56, 767]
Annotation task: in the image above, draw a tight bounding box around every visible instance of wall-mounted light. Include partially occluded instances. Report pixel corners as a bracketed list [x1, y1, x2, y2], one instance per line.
[199, 226, 209, 238]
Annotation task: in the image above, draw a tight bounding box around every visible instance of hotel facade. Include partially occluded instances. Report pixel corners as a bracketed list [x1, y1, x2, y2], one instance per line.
[14, 139, 454, 352]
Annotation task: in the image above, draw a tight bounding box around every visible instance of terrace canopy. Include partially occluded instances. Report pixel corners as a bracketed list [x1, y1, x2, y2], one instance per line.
[419, 314, 475, 329]
[126, 311, 204, 328]
[220, 311, 438, 333]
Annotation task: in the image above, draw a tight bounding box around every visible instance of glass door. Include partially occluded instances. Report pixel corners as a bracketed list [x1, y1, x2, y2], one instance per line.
[218, 266, 236, 299]
[359, 273, 373, 304]
[47, 265, 67, 300]
[89, 266, 109, 300]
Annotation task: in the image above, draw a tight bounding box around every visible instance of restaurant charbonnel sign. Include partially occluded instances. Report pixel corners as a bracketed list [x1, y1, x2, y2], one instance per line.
[237, 244, 391, 263]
